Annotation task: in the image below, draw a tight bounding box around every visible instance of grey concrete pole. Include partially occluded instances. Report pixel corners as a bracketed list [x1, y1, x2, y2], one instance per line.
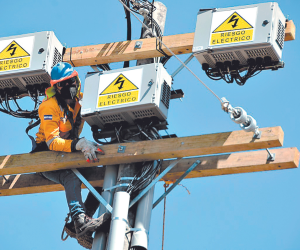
[105, 2, 168, 250]
[92, 165, 119, 250]
[106, 191, 131, 250]
[115, 162, 141, 250]
[130, 185, 155, 249]
[137, 2, 167, 66]
[130, 3, 167, 250]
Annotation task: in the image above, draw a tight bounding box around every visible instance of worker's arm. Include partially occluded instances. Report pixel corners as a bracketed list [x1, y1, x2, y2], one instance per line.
[38, 104, 75, 152]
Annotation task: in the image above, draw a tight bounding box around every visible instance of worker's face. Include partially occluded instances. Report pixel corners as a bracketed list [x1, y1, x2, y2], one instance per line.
[56, 77, 78, 100]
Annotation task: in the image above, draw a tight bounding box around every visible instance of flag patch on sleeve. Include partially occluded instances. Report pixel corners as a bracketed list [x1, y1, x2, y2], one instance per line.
[44, 115, 53, 120]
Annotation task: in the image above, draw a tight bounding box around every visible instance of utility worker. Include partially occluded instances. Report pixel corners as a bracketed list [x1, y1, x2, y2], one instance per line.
[34, 62, 104, 249]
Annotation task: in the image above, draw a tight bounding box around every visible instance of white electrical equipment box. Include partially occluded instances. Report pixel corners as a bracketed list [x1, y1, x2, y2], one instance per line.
[193, 2, 285, 70]
[81, 63, 172, 130]
[0, 31, 63, 96]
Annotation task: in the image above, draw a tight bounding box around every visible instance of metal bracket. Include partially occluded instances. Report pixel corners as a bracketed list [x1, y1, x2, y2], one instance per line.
[129, 158, 183, 208]
[266, 148, 275, 161]
[171, 54, 194, 79]
[135, 41, 143, 49]
[148, 79, 154, 87]
[112, 216, 129, 224]
[103, 183, 130, 192]
[71, 169, 113, 213]
[126, 228, 149, 235]
[153, 160, 201, 208]
[253, 129, 262, 139]
[118, 145, 126, 153]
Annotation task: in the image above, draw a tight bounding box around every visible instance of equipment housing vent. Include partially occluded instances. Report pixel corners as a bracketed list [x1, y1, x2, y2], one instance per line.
[22, 74, 50, 85]
[276, 20, 285, 49]
[132, 109, 156, 118]
[161, 81, 171, 109]
[52, 47, 62, 68]
[101, 114, 125, 123]
[212, 52, 236, 62]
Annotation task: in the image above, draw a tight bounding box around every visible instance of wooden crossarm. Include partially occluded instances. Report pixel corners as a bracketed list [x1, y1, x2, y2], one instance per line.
[285, 20, 296, 41]
[63, 21, 296, 67]
[0, 127, 284, 176]
[0, 147, 298, 197]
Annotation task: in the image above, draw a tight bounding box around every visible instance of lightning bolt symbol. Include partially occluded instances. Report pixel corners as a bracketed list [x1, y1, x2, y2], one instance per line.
[114, 76, 125, 90]
[7, 43, 17, 56]
[228, 14, 239, 28]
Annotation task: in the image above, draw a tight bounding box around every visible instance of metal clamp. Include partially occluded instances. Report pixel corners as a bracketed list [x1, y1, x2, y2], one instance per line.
[112, 217, 129, 225]
[104, 183, 130, 192]
[118, 145, 126, 153]
[135, 41, 143, 49]
[266, 148, 275, 161]
[126, 228, 149, 235]
[253, 130, 262, 139]
[129, 158, 183, 208]
[118, 177, 135, 181]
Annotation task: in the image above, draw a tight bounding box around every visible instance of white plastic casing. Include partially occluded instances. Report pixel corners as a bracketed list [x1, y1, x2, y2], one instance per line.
[193, 2, 286, 68]
[81, 63, 172, 130]
[0, 31, 63, 95]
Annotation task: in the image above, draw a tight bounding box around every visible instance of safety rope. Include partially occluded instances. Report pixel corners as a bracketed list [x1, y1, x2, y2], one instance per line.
[162, 183, 169, 250]
[118, 0, 223, 105]
[61, 213, 71, 241]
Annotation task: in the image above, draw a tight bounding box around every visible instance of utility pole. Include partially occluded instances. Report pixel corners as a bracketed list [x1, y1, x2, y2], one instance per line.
[104, 2, 168, 250]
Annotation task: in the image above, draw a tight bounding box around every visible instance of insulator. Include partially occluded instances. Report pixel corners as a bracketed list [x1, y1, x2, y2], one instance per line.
[240, 115, 257, 132]
[230, 107, 247, 124]
[139, 8, 149, 18]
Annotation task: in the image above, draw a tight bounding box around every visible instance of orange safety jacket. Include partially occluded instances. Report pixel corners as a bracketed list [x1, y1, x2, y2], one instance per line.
[35, 96, 84, 152]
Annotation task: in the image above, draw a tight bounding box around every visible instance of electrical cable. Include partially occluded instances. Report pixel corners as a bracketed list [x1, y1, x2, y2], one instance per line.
[123, 0, 131, 68]
[118, 0, 223, 104]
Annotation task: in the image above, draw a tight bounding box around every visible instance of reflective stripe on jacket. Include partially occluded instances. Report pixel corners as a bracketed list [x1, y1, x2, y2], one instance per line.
[35, 96, 84, 152]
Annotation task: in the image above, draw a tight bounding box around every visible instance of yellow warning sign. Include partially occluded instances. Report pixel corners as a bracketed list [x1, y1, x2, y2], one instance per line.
[210, 12, 254, 46]
[213, 12, 253, 33]
[0, 57, 31, 72]
[98, 74, 139, 108]
[101, 74, 138, 95]
[0, 40, 31, 72]
[0, 41, 30, 59]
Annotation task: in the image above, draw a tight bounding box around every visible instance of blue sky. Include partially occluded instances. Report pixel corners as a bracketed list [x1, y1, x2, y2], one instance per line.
[0, 0, 299, 249]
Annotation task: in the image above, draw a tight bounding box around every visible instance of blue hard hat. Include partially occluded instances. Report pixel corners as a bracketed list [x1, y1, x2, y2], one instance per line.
[50, 62, 77, 85]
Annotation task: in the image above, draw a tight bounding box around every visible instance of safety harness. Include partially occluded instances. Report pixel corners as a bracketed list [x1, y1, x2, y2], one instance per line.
[27, 94, 82, 152]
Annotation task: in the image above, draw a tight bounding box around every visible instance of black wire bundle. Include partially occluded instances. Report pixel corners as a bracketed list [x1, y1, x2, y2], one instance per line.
[127, 0, 156, 14]
[97, 64, 111, 71]
[123, 0, 132, 68]
[92, 120, 163, 195]
[126, 160, 162, 195]
[121, 0, 171, 66]
[203, 58, 265, 86]
[0, 89, 41, 119]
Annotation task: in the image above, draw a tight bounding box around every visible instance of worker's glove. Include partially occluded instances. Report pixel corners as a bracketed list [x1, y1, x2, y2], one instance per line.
[75, 138, 105, 163]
